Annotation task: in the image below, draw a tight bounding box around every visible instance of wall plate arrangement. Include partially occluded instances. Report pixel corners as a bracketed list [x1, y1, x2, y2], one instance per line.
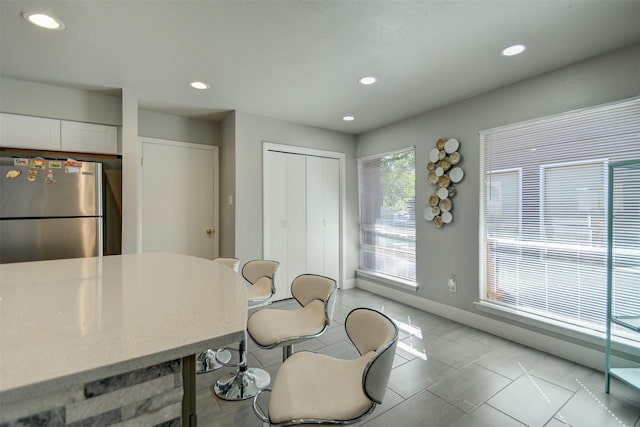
[424, 138, 463, 228]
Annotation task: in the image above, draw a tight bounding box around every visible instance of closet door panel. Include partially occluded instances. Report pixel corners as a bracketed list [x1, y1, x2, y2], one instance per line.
[306, 156, 325, 275]
[285, 153, 307, 295]
[265, 151, 289, 300]
[323, 157, 340, 283]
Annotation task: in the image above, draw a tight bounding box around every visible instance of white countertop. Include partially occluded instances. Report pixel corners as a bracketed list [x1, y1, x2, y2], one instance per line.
[0, 253, 248, 397]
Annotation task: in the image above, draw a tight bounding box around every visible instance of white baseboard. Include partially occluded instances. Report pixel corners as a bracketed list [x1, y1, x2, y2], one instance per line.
[341, 277, 356, 290]
[355, 278, 618, 372]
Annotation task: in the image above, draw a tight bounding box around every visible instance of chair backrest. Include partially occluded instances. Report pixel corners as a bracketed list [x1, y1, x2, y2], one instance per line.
[242, 260, 279, 304]
[291, 274, 337, 307]
[212, 257, 240, 272]
[242, 259, 279, 284]
[345, 308, 398, 404]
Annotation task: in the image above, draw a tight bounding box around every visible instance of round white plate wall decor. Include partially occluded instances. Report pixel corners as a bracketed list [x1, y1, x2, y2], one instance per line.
[445, 138, 459, 153]
[449, 167, 464, 183]
[425, 137, 463, 228]
[429, 148, 440, 163]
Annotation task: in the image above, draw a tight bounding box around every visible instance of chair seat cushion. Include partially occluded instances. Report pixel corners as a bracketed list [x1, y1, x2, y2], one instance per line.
[248, 300, 326, 347]
[268, 350, 375, 424]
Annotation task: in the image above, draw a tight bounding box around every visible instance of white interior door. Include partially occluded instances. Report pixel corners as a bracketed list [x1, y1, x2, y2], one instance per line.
[141, 138, 218, 259]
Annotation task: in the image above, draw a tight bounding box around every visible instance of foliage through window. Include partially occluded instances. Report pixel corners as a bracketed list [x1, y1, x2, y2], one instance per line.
[358, 147, 416, 283]
[480, 98, 640, 336]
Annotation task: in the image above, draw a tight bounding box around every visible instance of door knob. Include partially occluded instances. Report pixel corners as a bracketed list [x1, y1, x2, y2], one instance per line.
[206, 228, 215, 235]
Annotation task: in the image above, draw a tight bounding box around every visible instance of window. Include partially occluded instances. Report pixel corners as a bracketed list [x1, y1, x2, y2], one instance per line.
[480, 98, 640, 334]
[358, 147, 416, 283]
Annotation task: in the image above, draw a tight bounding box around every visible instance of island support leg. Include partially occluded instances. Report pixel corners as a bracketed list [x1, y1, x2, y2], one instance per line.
[182, 354, 197, 427]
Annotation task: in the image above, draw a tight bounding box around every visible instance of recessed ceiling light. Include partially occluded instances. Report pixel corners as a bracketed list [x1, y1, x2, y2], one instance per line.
[501, 44, 526, 57]
[22, 12, 65, 30]
[189, 81, 210, 90]
[359, 76, 377, 85]
[343, 116, 355, 121]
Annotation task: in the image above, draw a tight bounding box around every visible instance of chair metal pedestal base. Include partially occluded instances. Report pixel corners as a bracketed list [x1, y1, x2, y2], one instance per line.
[196, 349, 232, 374]
[214, 367, 270, 401]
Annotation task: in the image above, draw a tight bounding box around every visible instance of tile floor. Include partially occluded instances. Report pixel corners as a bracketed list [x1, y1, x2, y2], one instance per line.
[195, 288, 640, 427]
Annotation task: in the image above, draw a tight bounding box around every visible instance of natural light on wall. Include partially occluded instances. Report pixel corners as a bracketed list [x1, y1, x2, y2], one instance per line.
[479, 97, 640, 339]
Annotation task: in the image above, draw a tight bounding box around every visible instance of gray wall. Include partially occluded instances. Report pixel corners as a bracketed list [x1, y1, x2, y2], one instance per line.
[356, 44, 640, 317]
[219, 112, 237, 257]
[234, 111, 358, 281]
[0, 77, 122, 126]
[138, 110, 220, 146]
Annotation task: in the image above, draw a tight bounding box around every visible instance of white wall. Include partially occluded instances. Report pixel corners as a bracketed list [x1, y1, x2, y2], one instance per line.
[356, 43, 640, 366]
[233, 111, 358, 282]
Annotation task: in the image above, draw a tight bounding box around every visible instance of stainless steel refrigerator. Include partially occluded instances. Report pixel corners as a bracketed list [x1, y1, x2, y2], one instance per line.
[0, 156, 103, 264]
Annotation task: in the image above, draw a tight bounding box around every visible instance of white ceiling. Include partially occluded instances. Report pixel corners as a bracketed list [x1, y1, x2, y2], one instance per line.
[2, 0, 640, 134]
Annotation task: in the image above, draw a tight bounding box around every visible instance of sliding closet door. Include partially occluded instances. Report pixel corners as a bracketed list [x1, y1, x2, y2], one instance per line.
[265, 147, 341, 301]
[264, 150, 306, 301]
[322, 157, 340, 282]
[306, 156, 339, 282]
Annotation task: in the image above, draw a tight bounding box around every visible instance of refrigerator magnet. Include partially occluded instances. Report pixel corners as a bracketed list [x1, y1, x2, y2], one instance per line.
[49, 161, 63, 169]
[64, 159, 82, 174]
[45, 170, 55, 184]
[5, 170, 21, 179]
[14, 158, 29, 167]
[30, 158, 47, 170]
[28, 168, 37, 182]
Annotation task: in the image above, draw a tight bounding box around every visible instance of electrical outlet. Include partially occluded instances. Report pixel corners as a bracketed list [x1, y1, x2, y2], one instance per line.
[448, 277, 457, 293]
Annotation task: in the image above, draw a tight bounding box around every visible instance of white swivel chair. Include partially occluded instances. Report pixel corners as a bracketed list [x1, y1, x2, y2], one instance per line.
[252, 307, 398, 426]
[214, 259, 279, 400]
[248, 274, 337, 362]
[196, 257, 240, 374]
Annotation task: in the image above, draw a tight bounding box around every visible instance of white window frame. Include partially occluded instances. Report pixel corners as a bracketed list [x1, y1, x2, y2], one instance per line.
[478, 97, 640, 345]
[357, 147, 417, 289]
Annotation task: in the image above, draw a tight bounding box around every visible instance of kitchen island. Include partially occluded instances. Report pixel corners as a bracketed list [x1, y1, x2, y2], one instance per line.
[0, 252, 247, 426]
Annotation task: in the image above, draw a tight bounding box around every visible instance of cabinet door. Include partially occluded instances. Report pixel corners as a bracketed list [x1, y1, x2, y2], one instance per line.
[61, 121, 118, 154]
[0, 113, 61, 150]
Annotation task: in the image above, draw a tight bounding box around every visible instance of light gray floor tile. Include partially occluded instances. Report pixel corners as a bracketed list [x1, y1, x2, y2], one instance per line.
[557, 376, 640, 427]
[352, 388, 404, 427]
[429, 363, 511, 413]
[317, 339, 361, 360]
[362, 390, 465, 427]
[317, 324, 349, 346]
[388, 356, 457, 399]
[526, 354, 596, 392]
[475, 341, 550, 380]
[403, 333, 491, 369]
[452, 403, 526, 427]
[488, 374, 574, 426]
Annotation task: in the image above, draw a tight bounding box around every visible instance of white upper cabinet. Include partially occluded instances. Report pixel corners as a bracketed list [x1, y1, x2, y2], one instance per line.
[61, 121, 118, 154]
[0, 113, 118, 155]
[0, 113, 61, 151]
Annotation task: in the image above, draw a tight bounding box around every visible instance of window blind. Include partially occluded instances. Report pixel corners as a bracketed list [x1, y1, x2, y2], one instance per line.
[358, 147, 416, 283]
[479, 98, 640, 336]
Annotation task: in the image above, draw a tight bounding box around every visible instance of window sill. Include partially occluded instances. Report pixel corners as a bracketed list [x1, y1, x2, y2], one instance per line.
[475, 300, 639, 355]
[356, 269, 418, 292]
